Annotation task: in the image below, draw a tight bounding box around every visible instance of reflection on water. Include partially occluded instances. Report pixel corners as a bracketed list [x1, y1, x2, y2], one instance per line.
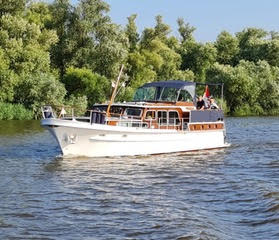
[0, 117, 279, 240]
[0, 120, 43, 136]
[47, 149, 227, 170]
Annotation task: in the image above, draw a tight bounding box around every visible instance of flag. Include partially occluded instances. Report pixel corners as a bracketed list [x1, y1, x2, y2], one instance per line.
[60, 107, 66, 115]
[203, 85, 210, 98]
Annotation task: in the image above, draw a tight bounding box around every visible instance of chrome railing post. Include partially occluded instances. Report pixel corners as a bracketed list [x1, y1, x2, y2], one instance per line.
[89, 110, 92, 124]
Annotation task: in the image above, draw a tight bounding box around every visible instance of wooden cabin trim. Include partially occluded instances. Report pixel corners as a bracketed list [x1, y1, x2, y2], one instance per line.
[188, 123, 224, 131]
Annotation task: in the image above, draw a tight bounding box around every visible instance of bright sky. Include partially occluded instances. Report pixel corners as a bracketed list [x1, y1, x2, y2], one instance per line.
[71, 0, 279, 42]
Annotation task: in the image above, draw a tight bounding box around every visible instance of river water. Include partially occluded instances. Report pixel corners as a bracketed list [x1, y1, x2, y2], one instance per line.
[0, 117, 278, 240]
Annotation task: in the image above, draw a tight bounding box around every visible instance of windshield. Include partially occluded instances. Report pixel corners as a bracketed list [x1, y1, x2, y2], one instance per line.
[134, 85, 194, 102]
[177, 89, 193, 102]
[160, 87, 179, 101]
[133, 87, 156, 101]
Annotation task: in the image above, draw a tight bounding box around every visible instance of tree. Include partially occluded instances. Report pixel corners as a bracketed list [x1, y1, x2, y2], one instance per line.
[140, 15, 170, 48]
[266, 39, 279, 67]
[0, 0, 26, 17]
[49, 0, 128, 79]
[125, 14, 139, 52]
[207, 60, 279, 115]
[0, 2, 60, 114]
[177, 18, 195, 43]
[15, 72, 66, 117]
[206, 62, 256, 114]
[180, 40, 217, 82]
[154, 15, 171, 41]
[0, 48, 17, 102]
[125, 15, 195, 97]
[215, 31, 239, 65]
[236, 28, 268, 63]
[25, 2, 53, 28]
[246, 60, 279, 114]
[63, 67, 110, 106]
[49, 0, 75, 76]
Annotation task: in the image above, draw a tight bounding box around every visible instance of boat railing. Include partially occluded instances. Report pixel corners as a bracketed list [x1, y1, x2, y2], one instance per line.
[158, 117, 189, 131]
[114, 118, 148, 128]
[42, 106, 190, 130]
[41, 105, 89, 120]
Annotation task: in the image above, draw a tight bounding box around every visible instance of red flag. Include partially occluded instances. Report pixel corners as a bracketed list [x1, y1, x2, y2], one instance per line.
[203, 85, 210, 98]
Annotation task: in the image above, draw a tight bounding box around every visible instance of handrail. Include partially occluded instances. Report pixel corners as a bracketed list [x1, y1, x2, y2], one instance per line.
[41, 105, 190, 131]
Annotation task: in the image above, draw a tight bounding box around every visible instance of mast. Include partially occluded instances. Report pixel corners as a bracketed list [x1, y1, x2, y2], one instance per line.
[106, 64, 124, 117]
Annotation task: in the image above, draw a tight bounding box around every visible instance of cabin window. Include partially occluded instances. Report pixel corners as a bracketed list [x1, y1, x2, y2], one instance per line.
[168, 111, 180, 125]
[160, 87, 178, 101]
[124, 108, 142, 117]
[177, 90, 193, 102]
[92, 105, 106, 112]
[145, 110, 156, 120]
[110, 106, 123, 115]
[157, 111, 167, 125]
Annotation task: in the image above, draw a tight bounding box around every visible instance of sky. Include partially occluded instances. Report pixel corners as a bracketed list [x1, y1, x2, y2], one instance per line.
[70, 0, 279, 42]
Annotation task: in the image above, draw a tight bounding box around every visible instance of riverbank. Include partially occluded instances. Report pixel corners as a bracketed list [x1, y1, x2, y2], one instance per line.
[1, 102, 278, 120]
[0, 102, 33, 120]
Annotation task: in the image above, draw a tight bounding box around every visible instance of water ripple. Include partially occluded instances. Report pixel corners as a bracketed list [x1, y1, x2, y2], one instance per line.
[0, 117, 279, 239]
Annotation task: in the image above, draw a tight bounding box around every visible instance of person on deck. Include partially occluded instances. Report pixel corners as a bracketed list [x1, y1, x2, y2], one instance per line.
[196, 96, 205, 110]
[209, 97, 219, 109]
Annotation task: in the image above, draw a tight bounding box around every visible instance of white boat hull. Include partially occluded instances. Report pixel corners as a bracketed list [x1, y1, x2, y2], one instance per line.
[41, 118, 228, 157]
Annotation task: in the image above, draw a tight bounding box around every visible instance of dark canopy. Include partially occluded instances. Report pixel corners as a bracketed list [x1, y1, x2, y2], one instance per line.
[142, 80, 196, 89]
[141, 80, 196, 99]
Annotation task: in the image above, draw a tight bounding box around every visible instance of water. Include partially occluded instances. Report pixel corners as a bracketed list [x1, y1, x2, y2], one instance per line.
[0, 117, 278, 240]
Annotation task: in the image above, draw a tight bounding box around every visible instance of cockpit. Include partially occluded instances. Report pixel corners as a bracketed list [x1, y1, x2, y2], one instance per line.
[133, 80, 196, 102]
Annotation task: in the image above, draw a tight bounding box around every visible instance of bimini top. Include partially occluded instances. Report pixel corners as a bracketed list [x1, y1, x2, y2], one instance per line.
[141, 80, 196, 89]
[134, 80, 196, 102]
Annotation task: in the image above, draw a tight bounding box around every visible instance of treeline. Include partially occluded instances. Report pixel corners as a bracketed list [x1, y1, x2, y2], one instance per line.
[0, 0, 278, 119]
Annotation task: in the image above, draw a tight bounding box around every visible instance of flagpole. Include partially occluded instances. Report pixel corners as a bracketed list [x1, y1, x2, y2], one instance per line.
[221, 83, 224, 110]
[106, 64, 124, 118]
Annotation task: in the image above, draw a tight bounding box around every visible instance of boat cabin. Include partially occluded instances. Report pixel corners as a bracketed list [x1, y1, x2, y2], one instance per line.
[89, 80, 224, 131]
[42, 80, 224, 131]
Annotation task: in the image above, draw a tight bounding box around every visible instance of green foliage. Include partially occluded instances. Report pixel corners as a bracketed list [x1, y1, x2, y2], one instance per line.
[207, 60, 279, 115]
[0, 0, 26, 17]
[180, 40, 217, 81]
[236, 28, 268, 63]
[15, 72, 66, 118]
[0, 48, 18, 102]
[0, 1, 59, 118]
[0, 0, 278, 119]
[177, 18, 196, 42]
[215, 31, 239, 65]
[64, 95, 88, 116]
[25, 2, 53, 28]
[154, 15, 171, 41]
[217, 98, 229, 115]
[49, 0, 128, 79]
[0, 102, 33, 120]
[266, 39, 279, 67]
[63, 67, 110, 106]
[0, 14, 57, 77]
[116, 86, 135, 102]
[126, 14, 139, 52]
